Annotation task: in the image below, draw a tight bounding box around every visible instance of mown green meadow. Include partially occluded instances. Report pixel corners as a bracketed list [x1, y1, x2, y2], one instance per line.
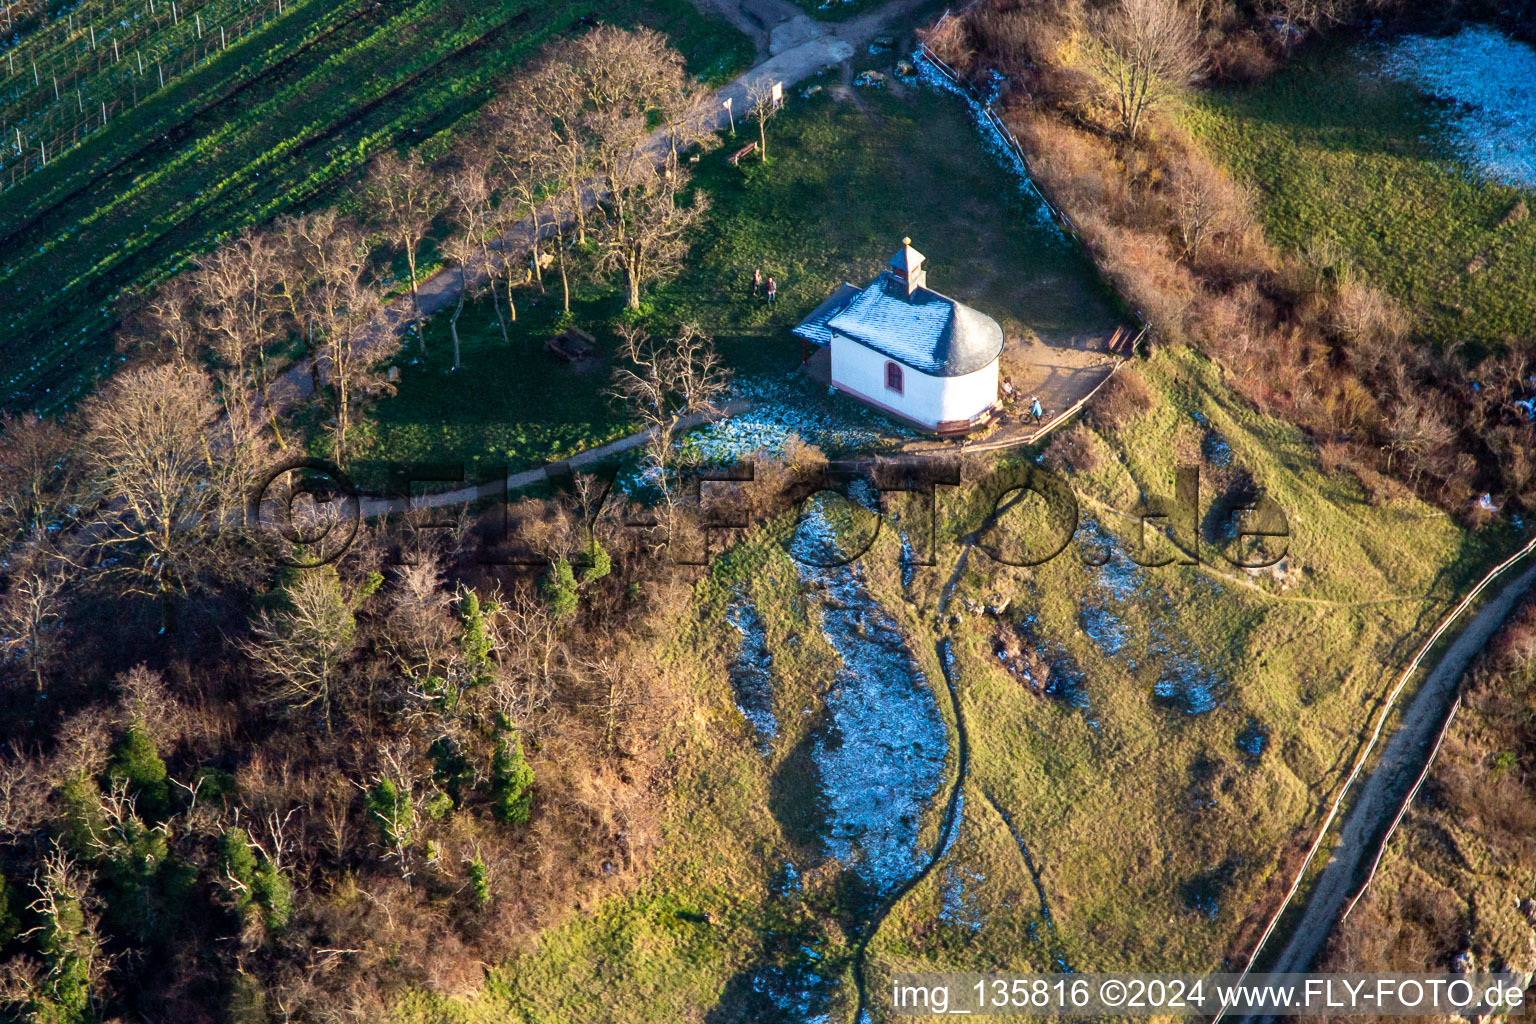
[348, 72, 1123, 483]
[0, 0, 752, 413]
[1184, 40, 1536, 352]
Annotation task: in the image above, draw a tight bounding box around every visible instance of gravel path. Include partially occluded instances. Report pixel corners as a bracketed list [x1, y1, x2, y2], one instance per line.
[1223, 552, 1536, 1022]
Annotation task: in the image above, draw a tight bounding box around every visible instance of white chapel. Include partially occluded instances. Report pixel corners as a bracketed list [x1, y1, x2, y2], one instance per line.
[793, 239, 1004, 435]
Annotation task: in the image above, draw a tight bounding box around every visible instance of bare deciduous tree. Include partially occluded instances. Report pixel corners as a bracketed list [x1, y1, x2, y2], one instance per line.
[610, 323, 731, 496]
[133, 274, 201, 359]
[1384, 399, 1456, 485]
[313, 274, 389, 469]
[1167, 155, 1244, 262]
[445, 166, 511, 346]
[0, 540, 68, 690]
[479, 591, 560, 729]
[292, 217, 392, 467]
[528, 56, 592, 246]
[574, 27, 685, 244]
[18, 842, 108, 1013]
[1085, 0, 1205, 141]
[364, 151, 444, 360]
[744, 76, 782, 163]
[438, 227, 481, 371]
[191, 229, 291, 452]
[0, 412, 77, 544]
[0, 752, 51, 840]
[81, 361, 227, 615]
[278, 209, 359, 398]
[382, 554, 457, 693]
[364, 742, 425, 881]
[1264, 0, 1350, 54]
[1330, 273, 1405, 348]
[659, 78, 719, 174]
[242, 566, 359, 734]
[596, 165, 711, 310]
[481, 92, 557, 297]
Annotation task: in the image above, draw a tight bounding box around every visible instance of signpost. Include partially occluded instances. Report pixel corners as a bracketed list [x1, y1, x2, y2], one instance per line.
[723, 95, 734, 134]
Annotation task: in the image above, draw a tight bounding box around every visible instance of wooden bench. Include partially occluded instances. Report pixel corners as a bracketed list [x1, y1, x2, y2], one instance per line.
[726, 141, 758, 166]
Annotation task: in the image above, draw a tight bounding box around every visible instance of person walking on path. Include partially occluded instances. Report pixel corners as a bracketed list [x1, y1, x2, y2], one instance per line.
[766, 277, 778, 304]
[750, 268, 762, 298]
[1029, 396, 1044, 424]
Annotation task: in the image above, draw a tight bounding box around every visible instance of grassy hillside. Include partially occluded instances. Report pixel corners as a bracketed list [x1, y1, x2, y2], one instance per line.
[862, 346, 1511, 989]
[0, 0, 751, 413]
[391, 346, 1512, 1022]
[1185, 39, 1536, 352]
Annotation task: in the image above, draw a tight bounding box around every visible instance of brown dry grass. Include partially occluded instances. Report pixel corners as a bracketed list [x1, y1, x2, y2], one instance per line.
[1320, 597, 1536, 995]
[945, 0, 1532, 521]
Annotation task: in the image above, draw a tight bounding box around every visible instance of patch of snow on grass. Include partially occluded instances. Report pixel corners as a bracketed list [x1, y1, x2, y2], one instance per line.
[727, 600, 780, 753]
[677, 376, 904, 466]
[1152, 657, 1226, 715]
[1076, 517, 1139, 662]
[1192, 410, 1233, 467]
[790, 494, 949, 895]
[1236, 718, 1268, 760]
[1380, 25, 1536, 188]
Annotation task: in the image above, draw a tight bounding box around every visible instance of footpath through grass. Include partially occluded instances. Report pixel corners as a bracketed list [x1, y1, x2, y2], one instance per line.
[0, 0, 751, 413]
[352, 72, 1123, 479]
[1185, 38, 1536, 351]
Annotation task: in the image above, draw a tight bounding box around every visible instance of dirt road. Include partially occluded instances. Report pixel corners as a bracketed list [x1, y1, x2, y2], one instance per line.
[1224, 552, 1536, 1022]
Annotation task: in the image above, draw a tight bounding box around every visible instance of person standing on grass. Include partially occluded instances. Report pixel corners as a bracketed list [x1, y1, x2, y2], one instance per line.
[766, 277, 777, 305]
[751, 268, 762, 298]
[1030, 396, 1043, 424]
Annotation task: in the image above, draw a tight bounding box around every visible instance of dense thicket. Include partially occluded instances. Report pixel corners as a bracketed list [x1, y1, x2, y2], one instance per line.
[0, 24, 733, 1022]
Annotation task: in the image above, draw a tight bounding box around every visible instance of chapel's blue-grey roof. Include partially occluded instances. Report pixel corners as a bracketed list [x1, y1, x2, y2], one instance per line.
[791, 283, 862, 347]
[814, 272, 1004, 377]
